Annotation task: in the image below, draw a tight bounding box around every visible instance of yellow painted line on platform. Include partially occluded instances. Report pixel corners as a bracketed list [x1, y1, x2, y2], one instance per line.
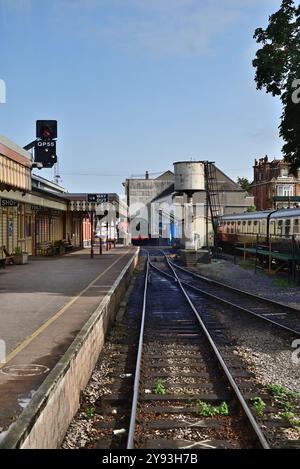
[0, 248, 132, 369]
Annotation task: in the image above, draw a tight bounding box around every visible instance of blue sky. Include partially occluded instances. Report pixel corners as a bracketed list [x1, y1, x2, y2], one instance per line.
[0, 0, 284, 194]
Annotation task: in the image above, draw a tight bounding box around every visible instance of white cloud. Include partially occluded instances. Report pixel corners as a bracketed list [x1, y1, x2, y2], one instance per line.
[2, 0, 280, 57]
[57, 0, 250, 57]
[91, 1, 280, 56]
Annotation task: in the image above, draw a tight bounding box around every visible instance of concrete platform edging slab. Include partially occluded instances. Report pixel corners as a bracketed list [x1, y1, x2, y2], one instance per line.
[0, 248, 139, 449]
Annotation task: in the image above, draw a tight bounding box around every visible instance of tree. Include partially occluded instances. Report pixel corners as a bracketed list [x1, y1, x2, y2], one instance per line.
[247, 206, 257, 212]
[237, 177, 251, 192]
[253, 0, 300, 171]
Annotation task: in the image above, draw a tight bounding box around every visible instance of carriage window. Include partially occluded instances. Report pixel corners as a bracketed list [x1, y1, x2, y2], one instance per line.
[238, 221, 241, 226]
[231, 222, 235, 226]
[254, 221, 258, 226]
[242, 221, 246, 226]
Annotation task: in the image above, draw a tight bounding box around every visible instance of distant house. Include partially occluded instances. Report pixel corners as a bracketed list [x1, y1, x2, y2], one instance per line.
[249, 156, 300, 211]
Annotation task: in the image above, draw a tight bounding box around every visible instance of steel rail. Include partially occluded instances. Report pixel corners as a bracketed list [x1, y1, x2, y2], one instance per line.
[126, 254, 149, 449]
[162, 256, 300, 337]
[161, 255, 271, 449]
[168, 258, 300, 316]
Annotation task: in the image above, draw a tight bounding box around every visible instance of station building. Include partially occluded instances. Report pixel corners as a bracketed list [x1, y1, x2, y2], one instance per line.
[0, 134, 121, 258]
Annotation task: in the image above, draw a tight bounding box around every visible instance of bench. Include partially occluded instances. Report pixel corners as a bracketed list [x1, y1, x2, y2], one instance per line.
[2, 246, 14, 265]
[62, 239, 73, 253]
[36, 242, 53, 256]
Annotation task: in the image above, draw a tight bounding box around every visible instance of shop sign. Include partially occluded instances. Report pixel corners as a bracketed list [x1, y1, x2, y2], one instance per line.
[1, 199, 18, 207]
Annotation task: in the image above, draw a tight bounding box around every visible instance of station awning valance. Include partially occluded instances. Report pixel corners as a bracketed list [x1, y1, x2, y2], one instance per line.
[0, 136, 32, 192]
[69, 200, 98, 212]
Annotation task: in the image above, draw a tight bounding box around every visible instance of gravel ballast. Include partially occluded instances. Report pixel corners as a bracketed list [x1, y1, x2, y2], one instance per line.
[193, 258, 300, 309]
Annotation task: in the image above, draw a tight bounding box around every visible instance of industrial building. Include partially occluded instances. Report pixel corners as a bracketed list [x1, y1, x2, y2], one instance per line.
[124, 161, 254, 248]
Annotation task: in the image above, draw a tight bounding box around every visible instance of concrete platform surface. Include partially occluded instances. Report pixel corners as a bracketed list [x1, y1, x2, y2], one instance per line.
[0, 246, 137, 432]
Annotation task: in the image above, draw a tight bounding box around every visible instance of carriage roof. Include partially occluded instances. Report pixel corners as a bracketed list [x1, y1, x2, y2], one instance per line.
[221, 208, 300, 221]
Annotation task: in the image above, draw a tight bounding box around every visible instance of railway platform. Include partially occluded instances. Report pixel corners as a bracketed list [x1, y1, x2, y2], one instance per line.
[0, 245, 138, 438]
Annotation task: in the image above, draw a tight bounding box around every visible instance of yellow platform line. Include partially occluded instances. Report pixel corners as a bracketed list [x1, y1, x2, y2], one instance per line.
[0, 249, 131, 369]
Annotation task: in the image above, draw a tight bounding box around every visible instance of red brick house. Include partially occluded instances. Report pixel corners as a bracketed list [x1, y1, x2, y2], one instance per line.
[249, 156, 300, 211]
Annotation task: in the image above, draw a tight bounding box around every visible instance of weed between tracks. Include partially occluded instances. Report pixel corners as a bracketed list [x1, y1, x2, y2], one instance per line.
[251, 397, 266, 417]
[153, 379, 167, 395]
[196, 401, 229, 417]
[267, 384, 300, 431]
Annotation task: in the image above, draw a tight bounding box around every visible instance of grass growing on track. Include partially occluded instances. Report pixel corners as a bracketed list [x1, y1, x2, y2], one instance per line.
[85, 406, 96, 420]
[196, 401, 229, 417]
[251, 397, 266, 417]
[267, 384, 300, 431]
[153, 379, 166, 395]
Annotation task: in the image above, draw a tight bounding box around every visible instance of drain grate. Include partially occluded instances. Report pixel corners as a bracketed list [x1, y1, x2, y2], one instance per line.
[0, 364, 49, 377]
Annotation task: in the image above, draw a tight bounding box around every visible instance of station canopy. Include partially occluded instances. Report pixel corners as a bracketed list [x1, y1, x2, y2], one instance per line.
[0, 135, 32, 192]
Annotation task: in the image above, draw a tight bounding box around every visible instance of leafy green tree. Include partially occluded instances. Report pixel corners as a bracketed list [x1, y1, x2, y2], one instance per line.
[237, 177, 251, 192]
[253, 0, 300, 171]
[247, 206, 257, 213]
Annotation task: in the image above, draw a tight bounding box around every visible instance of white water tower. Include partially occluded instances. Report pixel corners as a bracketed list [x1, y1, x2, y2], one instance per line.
[174, 161, 205, 250]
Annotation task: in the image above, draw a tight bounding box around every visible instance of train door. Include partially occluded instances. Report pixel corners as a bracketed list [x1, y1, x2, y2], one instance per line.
[270, 220, 275, 236]
[261, 220, 266, 236]
[293, 219, 300, 237]
[277, 220, 283, 237]
[247, 220, 252, 234]
[285, 219, 291, 237]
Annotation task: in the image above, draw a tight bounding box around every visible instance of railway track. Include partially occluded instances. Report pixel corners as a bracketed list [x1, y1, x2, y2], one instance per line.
[126, 252, 271, 449]
[80, 250, 298, 450]
[163, 254, 300, 337]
